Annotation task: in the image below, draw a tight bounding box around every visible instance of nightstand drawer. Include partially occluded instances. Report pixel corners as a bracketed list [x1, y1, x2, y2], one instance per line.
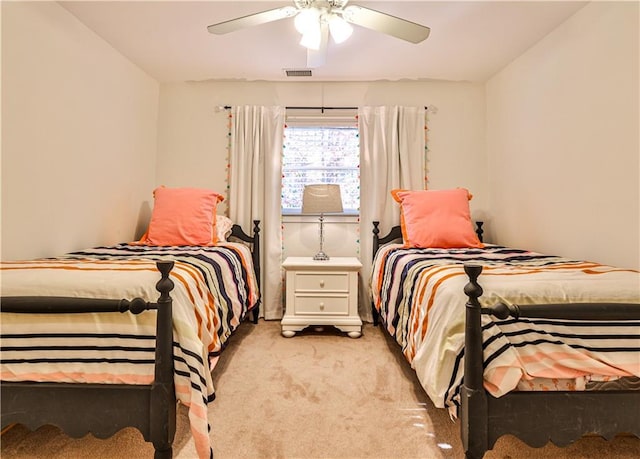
[294, 272, 349, 292]
[294, 295, 349, 315]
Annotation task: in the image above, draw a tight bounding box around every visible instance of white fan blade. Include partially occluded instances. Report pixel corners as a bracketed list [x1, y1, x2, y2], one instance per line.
[343, 5, 430, 44]
[306, 23, 329, 68]
[207, 6, 297, 35]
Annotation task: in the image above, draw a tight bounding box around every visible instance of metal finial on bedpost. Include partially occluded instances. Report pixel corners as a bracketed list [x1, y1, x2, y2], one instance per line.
[461, 264, 488, 459]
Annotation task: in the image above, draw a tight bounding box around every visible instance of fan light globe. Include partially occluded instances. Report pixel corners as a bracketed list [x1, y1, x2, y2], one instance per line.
[294, 8, 320, 34]
[328, 14, 353, 44]
[300, 29, 322, 50]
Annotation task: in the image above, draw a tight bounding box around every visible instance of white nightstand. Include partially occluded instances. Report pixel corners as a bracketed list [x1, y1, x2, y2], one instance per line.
[281, 257, 363, 338]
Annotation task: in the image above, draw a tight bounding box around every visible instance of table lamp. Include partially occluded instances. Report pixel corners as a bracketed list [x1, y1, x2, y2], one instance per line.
[302, 184, 343, 260]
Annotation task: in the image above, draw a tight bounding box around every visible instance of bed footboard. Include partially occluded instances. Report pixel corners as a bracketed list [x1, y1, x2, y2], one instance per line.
[1, 261, 177, 459]
[461, 264, 640, 459]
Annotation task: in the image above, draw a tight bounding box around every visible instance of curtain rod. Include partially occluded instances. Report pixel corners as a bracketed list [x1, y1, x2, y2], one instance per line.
[286, 106, 357, 111]
[222, 105, 357, 111]
[222, 105, 431, 112]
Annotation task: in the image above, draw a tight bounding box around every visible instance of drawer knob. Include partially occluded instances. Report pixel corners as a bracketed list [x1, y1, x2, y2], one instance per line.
[319, 302, 325, 310]
[319, 280, 325, 288]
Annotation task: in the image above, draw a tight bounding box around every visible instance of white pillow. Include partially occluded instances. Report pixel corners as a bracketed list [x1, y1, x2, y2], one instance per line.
[216, 215, 234, 242]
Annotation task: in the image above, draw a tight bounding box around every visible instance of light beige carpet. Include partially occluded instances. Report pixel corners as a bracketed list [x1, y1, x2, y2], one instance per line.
[2, 320, 639, 458]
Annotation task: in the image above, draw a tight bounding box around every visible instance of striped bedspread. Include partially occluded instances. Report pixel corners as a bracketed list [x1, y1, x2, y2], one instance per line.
[1, 242, 259, 459]
[371, 243, 640, 414]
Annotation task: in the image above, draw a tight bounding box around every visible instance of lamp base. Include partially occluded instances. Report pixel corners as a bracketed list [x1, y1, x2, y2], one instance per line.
[313, 251, 330, 261]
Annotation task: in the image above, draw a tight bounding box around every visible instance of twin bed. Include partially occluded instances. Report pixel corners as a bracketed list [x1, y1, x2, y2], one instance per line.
[1, 187, 261, 459]
[370, 188, 640, 457]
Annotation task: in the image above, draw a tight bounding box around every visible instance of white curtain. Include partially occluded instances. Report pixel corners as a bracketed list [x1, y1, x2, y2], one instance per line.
[358, 106, 426, 322]
[228, 105, 285, 320]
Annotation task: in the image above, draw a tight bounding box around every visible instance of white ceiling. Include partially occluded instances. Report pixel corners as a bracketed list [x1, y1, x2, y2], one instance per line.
[59, 1, 588, 83]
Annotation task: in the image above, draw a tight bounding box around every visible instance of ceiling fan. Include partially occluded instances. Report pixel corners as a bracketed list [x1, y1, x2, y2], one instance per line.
[207, 0, 430, 68]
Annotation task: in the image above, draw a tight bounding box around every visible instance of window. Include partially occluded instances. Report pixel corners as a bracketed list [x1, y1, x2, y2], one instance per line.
[282, 123, 359, 215]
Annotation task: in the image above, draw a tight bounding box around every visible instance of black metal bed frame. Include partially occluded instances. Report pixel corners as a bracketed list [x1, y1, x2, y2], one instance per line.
[371, 221, 640, 458]
[0, 221, 261, 458]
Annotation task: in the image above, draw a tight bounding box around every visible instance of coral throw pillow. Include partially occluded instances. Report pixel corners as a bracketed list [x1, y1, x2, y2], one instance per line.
[391, 188, 483, 249]
[144, 187, 223, 246]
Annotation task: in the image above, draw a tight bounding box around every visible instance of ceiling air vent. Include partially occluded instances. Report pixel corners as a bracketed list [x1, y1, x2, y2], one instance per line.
[285, 69, 313, 77]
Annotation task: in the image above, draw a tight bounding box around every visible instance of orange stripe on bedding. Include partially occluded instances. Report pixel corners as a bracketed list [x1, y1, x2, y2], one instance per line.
[174, 382, 193, 397]
[477, 262, 635, 277]
[192, 426, 213, 459]
[171, 270, 206, 341]
[518, 350, 594, 365]
[404, 266, 466, 361]
[1, 258, 151, 266]
[0, 264, 156, 272]
[372, 245, 401, 316]
[374, 257, 387, 313]
[581, 267, 640, 275]
[170, 395, 211, 459]
[484, 365, 519, 391]
[175, 263, 215, 336]
[517, 351, 638, 376]
[0, 371, 154, 385]
[177, 400, 211, 459]
[418, 268, 466, 337]
[220, 243, 259, 305]
[171, 263, 221, 354]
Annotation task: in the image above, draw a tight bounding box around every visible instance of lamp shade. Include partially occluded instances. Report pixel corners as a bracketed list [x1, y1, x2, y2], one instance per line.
[328, 14, 353, 44]
[294, 7, 321, 34]
[302, 184, 343, 214]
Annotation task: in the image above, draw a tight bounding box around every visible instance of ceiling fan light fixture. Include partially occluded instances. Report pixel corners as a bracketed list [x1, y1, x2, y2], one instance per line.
[300, 29, 322, 50]
[206, 1, 431, 66]
[328, 14, 353, 44]
[294, 7, 321, 35]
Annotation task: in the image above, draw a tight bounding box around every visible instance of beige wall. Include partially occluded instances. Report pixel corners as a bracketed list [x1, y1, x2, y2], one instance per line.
[486, 1, 639, 269]
[1, 2, 160, 260]
[3, 2, 637, 269]
[156, 80, 487, 258]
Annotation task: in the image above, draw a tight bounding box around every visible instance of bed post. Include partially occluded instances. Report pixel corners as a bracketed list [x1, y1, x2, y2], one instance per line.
[372, 221, 381, 260]
[461, 264, 488, 459]
[475, 221, 484, 243]
[371, 221, 381, 326]
[150, 261, 176, 459]
[252, 220, 261, 323]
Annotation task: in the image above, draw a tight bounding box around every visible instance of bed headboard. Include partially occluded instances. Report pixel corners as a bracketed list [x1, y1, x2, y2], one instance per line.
[228, 220, 261, 291]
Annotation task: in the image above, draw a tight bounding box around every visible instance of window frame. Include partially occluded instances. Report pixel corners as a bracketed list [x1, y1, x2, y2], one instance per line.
[282, 110, 359, 216]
